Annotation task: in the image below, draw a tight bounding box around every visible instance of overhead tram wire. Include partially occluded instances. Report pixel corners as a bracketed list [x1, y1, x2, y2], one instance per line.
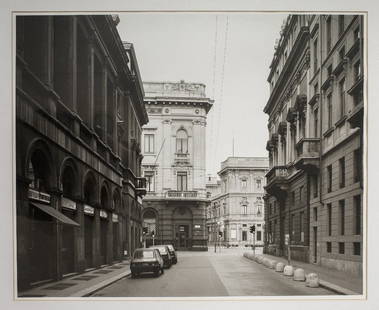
[213, 16, 229, 174]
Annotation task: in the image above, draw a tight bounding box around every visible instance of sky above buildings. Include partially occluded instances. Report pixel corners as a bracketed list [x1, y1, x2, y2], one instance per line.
[117, 13, 286, 176]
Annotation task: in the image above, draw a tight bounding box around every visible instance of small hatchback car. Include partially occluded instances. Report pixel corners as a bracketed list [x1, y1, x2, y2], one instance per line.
[149, 245, 172, 268]
[130, 248, 164, 278]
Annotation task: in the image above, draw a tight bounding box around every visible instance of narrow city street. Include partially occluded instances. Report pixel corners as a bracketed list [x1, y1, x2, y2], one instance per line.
[92, 250, 335, 297]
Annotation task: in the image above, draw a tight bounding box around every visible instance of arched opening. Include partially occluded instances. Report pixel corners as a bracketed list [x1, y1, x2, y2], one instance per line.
[99, 185, 109, 265]
[143, 209, 158, 247]
[26, 149, 55, 283]
[60, 163, 77, 275]
[83, 172, 97, 269]
[112, 189, 121, 261]
[176, 129, 188, 154]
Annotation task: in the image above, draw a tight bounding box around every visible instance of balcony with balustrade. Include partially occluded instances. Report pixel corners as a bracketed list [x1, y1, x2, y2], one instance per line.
[264, 165, 289, 199]
[174, 152, 190, 165]
[136, 177, 147, 196]
[294, 138, 320, 173]
[165, 190, 207, 201]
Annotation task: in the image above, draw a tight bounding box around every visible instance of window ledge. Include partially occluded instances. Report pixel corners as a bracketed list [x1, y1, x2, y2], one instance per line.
[323, 127, 334, 137]
[335, 115, 347, 128]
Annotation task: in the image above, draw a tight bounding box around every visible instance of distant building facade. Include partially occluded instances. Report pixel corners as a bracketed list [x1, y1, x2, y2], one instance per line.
[16, 15, 148, 290]
[141, 80, 213, 251]
[264, 15, 364, 275]
[206, 157, 269, 247]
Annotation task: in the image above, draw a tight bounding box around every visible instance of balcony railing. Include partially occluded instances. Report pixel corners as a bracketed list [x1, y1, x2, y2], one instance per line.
[295, 138, 320, 172]
[166, 190, 198, 199]
[266, 166, 288, 186]
[28, 188, 51, 204]
[174, 152, 190, 165]
[136, 177, 147, 196]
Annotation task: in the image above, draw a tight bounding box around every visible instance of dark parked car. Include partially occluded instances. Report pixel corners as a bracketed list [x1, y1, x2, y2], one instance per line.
[166, 244, 177, 264]
[130, 248, 164, 278]
[149, 245, 172, 268]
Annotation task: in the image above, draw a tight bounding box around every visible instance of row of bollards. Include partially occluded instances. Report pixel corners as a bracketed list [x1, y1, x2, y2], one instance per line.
[243, 252, 319, 288]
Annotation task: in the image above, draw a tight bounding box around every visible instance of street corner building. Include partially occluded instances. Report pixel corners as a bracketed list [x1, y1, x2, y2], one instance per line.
[140, 81, 213, 251]
[15, 15, 148, 291]
[263, 15, 364, 276]
[206, 157, 269, 248]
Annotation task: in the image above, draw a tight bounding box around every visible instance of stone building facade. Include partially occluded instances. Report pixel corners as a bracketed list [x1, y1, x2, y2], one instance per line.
[16, 15, 148, 291]
[141, 81, 213, 251]
[206, 157, 269, 247]
[263, 15, 364, 276]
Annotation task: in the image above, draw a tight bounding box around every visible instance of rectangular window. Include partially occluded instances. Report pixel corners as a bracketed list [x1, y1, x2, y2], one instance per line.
[354, 149, 362, 183]
[314, 108, 319, 138]
[353, 242, 361, 256]
[313, 38, 318, 72]
[177, 172, 187, 191]
[354, 60, 361, 83]
[338, 15, 345, 36]
[299, 186, 304, 202]
[327, 242, 332, 253]
[291, 214, 295, 239]
[313, 174, 319, 198]
[144, 134, 155, 153]
[241, 179, 247, 189]
[300, 211, 304, 242]
[354, 195, 361, 235]
[326, 16, 332, 53]
[327, 93, 333, 129]
[339, 79, 346, 118]
[339, 242, 345, 254]
[257, 231, 262, 241]
[144, 171, 155, 192]
[256, 179, 262, 189]
[339, 157, 345, 188]
[242, 230, 247, 241]
[313, 207, 318, 222]
[327, 203, 332, 236]
[242, 205, 247, 215]
[339, 200, 345, 235]
[327, 165, 332, 193]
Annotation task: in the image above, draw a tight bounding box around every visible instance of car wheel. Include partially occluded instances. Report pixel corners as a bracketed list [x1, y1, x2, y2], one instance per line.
[161, 267, 164, 274]
[131, 272, 136, 278]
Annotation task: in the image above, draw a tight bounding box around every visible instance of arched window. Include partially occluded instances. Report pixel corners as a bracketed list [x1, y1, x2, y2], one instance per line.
[61, 165, 76, 199]
[27, 150, 50, 192]
[176, 129, 188, 154]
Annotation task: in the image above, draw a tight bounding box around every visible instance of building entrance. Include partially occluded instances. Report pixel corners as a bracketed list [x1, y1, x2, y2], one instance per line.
[177, 225, 189, 249]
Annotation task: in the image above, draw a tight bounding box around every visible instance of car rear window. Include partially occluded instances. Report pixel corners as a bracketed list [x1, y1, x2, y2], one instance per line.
[134, 250, 154, 259]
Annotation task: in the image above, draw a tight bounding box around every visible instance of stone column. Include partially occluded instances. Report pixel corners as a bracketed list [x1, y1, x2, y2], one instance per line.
[49, 188, 63, 281]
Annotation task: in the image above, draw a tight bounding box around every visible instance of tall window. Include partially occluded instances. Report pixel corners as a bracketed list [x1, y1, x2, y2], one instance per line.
[354, 195, 361, 235]
[354, 149, 362, 183]
[144, 134, 155, 153]
[176, 129, 188, 154]
[313, 174, 318, 198]
[327, 203, 332, 236]
[354, 60, 361, 82]
[339, 200, 345, 235]
[314, 107, 319, 137]
[242, 230, 247, 241]
[339, 79, 346, 119]
[177, 172, 187, 191]
[326, 16, 332, 53]
[242, 204, 248, 215]
[257, 231, 262, 241]
[327, 164, 332, 193]
[338, 15, 345, 36]
[339, 157, 345, 188]
[327, 93, 333, 129]
[144, 171, 155, 192]
[299, 186, 304, 202]
[256, 179, 262, 189]
[300, 211, 304, 242]
[241, 179, 247, 190]
[313, 38, 318, 72]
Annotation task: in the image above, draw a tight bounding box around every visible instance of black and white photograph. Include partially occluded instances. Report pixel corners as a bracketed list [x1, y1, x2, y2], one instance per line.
[2, 0, 378, 309]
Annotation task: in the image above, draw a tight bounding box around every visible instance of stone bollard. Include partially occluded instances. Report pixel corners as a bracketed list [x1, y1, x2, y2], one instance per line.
[305, 273, 319, 287]
[263, 258, 271, 267]
[283, 265, 294, 276]
[256, 256, 263, 264]
[269, 260, 278, 269]
[293, 268, 306, 281]
[275, 262, 285, 272]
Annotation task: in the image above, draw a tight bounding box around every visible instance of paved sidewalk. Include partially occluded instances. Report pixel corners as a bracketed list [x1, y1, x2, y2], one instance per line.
[18, 260, 131, 298]
[247, 253, 363, 295]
